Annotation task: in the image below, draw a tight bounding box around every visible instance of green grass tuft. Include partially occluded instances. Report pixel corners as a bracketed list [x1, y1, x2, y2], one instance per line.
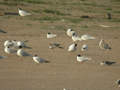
[110, 18, 120, 22]
[67, 18, 83, 23]
[21, 0, 47, 4]
[43, 9, 66, 16]
[31, 16, 60, 22]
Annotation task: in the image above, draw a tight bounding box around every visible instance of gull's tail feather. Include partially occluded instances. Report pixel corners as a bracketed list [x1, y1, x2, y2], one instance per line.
[89, 36, 95, 40]
[87, 57, 92, 60]
[26, 13, 31, 16]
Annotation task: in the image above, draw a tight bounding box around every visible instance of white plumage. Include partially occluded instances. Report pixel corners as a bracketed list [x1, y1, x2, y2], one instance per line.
[68, 43, 77, 52]
[77, 54, 91, 62]
[17, 49, 31, 56]
[47, 32, 56, 38]
[33, 55, 45, 63]
[80, 34, 95, 40]
[116, 79, 120, 87]
[66, 28, 76, 37]
[11, 40, 18, 47]
[81, 44, 88, 51]
[99, 24, 111, 28]
[18, 8, 31, 16]
[4, 40, 13, 47]
[16, 41, 26, 48]
[72, 33, 82, 42]
[99, 39, 111, 50]
[4, 46, 16, 54]
[11, 40, 28, 48]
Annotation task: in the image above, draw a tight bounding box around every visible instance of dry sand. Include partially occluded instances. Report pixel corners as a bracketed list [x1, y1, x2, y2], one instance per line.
[0, 1, 120, 90]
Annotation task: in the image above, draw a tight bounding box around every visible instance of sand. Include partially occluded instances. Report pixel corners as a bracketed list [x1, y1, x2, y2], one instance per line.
[0, 1, 120, 90]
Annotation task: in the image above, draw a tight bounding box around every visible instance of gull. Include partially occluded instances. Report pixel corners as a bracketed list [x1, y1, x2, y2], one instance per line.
[32, 54, 46, 63]
[72, 33, 82, 42]
[17, 49, 31, 56]
[80, 34, 95, 40]
[0, 29, 7, 33]
[4, 46, 17, 54]
[68, 43, 77, 52]
[116, 79, 120, 88]
[100, 61, 116, 66]
[49, 43, 63, 49]
[66, 28, 76, 37]
[99, 24, 111, 28]
[63, 88, 66, 90]
[11, 40, 17, 47]
[17, 41, 26, 48]
[81, 44, 88, 51]
[12, 40, 29, 49]
[18, 8, 31, 16]
[4, 40, 13, 47]
[16, 40, 28, 48]
[0, 56, 6, 59]
[47, 32, 56, 39]
[99, 39, 111, 50]
[77, 54, 91, 63]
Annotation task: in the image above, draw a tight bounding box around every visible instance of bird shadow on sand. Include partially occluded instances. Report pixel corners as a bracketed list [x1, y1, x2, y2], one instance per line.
[40, 58, 50, 63]
[44, 60, 50, 63]
[4, 12, 19, 16]
[0, 29, 7, 33]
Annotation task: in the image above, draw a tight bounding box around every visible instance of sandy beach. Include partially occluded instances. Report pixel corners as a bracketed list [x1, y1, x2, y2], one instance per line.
[0, 0, 120, 90]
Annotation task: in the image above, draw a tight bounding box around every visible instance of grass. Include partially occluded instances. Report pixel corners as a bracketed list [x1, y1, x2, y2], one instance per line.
[54, 25, 66, 31]
[43, 9, 66, 16]
[113, 11, 120, 13]
[0, 0, 50, 6]
[110, 18, 120, 22]
[10, 0, 48, 4]
[26, 23, 32, 26]
[66, 18, 84, 23]
[32, 10, 42, 13]
[105, 8, 112, 11]
[20, 0, 48, 4]
[111, 0, 120, 2]
[82, 2, 106, 7]
[0, 1, 23, 6]
[31, 16, 60, 22]
[81, 25, 89, 28]
[0, 0, 119, 26]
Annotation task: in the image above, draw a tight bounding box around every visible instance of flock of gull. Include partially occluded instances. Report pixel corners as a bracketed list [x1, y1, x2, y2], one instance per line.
[0, 8, 120, 88]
